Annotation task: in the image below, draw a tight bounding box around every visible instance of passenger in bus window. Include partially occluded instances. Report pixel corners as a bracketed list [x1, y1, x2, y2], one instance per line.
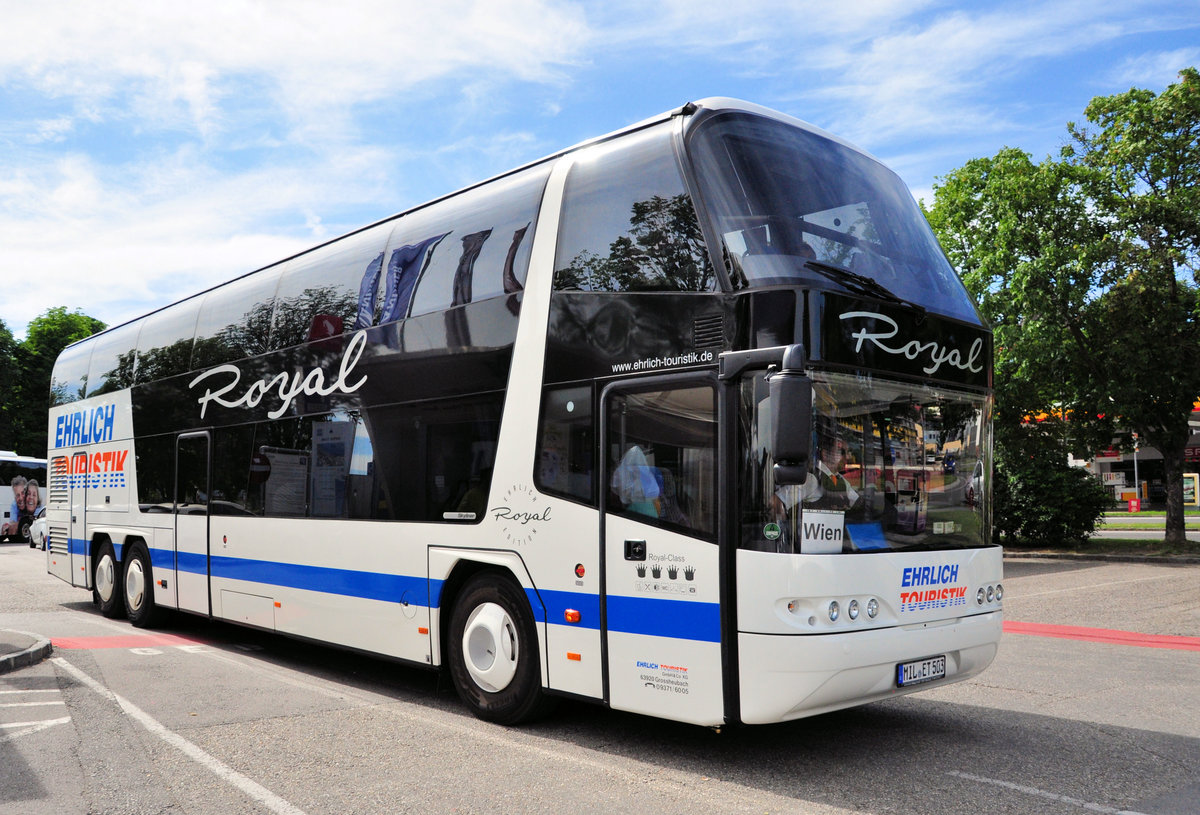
[3, 476, 27, 537]
[611, 444, 660, 518]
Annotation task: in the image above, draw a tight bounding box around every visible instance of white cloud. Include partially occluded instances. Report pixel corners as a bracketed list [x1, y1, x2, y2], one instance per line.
[0, 0, 1195, 339]
[0, 1, 590, 142]
[1108, 49, 1200, 89]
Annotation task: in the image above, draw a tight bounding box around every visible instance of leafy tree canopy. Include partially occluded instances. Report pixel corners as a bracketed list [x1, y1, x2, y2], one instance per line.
[925, 68, 1200, 545]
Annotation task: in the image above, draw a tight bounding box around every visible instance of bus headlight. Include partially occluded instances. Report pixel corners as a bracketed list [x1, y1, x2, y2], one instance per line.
[866, 598, 878, 619]
[977, 588, 985, 605]
[828, 601, 840, 622]
[995, 584, 1003, 601]
[986, 586, 994, 603]
[847, 599, 859, 620]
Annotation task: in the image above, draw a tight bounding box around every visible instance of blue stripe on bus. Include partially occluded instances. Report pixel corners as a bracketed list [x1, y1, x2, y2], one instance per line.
[68, 542, 720, 641]
[606, 594, 722, 643]
[208, 555, 431, 605]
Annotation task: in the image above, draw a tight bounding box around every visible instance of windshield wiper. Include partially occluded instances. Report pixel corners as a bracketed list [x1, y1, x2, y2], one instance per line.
[803, 260, 925, 319]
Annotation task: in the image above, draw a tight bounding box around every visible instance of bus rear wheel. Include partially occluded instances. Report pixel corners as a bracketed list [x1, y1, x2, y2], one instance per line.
[447, 573, 554, 725]
[123, 542, 162, 628]
[92, 541, 124, 618]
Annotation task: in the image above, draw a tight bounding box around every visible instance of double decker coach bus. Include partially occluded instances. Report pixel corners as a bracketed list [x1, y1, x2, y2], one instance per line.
[46, 98, 1000, 726]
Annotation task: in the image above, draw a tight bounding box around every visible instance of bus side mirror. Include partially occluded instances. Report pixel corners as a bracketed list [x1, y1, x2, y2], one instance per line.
[770, 344, 812, 486]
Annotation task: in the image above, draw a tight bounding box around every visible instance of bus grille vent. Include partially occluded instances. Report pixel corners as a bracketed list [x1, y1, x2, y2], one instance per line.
[49, 457, 69, 505]
[693, 315, 725, 348]
[48, 524, 69, 554]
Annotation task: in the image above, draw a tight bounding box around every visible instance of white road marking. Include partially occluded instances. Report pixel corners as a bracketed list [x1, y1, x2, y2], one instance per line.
[1013, 574, 1169, 600]
[52, 657, 309, 815]
[0, 716, 70, 742]
[947, 770, 1151, 814]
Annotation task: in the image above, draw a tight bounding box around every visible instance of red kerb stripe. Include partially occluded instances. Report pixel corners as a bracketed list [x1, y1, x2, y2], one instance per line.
[52, 633, 209, 650]
[1004, 621, 1200, 651]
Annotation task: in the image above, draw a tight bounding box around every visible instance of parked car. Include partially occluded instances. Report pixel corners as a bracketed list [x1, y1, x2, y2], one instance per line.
[27, 506, 47, 549]
[966, 460, 984, 508]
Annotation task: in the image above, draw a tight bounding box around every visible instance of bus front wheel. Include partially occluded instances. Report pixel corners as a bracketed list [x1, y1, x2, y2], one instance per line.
[447, 573, 554, 725]
[92, 541, 124, 618]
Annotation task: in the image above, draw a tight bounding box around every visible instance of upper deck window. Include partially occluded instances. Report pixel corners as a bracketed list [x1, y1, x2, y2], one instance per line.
[687, 112, 980, 324]
[554, 123, 715, 293]
[85, 321, 143, 397]
[49, 341, 93, 406]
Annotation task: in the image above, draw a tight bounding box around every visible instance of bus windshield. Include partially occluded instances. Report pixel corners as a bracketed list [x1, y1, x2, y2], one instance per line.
[739, 370, 991, 553]
[687, 112, 980, 324]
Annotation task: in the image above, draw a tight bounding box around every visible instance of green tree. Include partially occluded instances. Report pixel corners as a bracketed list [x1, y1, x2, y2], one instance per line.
[0, 318, 17, 450]
[12, 307, 106, 455]
[926, 68, 1200, 546]
[1064, 67, 1200, 546]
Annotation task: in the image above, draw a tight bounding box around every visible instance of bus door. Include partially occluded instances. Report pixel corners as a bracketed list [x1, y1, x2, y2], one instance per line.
[175, 432, 211, 615]
[63, 450, 89, 588]
[600, 379, 724, 727]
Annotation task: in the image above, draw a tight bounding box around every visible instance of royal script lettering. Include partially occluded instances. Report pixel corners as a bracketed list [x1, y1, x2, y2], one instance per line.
[491, 506, 552, 525]
[189, 331, 368, 420]
[840, 311, 983, 376]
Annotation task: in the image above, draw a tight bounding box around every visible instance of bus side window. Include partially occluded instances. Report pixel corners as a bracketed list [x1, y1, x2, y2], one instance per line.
[536, 385, 594, 504]
[553, 123, 715, 293]
[606, 385, 717, 539]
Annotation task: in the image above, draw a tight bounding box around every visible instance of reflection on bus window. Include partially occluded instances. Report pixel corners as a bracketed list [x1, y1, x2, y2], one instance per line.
[606, 385, 716, 539]
[740, 370, 990, 553]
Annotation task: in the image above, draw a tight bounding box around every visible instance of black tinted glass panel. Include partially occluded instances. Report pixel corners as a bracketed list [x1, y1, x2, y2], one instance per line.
[208, 396, 502, 523]
[606, 384, 716, 538]
[135, 434, 174, 510]
[50, 342, 94, 406]
[269, 223, 392, 347]
[192, 270, 284, 369]
[555, 124, 714, 293]
[688, 112, 979, 323]
[85, 322, 142, 397]
[405, 166, 549, 318]
[175, 435, 209, 515]
[135, 298, 202, 383]
[537, 385, 594, 504]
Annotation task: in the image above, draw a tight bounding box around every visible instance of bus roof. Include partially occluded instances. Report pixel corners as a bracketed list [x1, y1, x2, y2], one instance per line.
[62, 98, 878, 353]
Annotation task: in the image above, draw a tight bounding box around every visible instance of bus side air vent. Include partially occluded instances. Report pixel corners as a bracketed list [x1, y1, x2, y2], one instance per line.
[49, 457, 69, 506]
[48, 524, 68, 554]
[693, 315, 725, 349]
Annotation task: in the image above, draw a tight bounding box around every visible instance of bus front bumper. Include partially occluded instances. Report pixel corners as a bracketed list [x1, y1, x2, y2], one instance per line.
[737, 610, 1002, 725]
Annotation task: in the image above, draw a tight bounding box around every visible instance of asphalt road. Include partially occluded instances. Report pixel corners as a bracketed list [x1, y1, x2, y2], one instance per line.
[2, 543, 1198, 815]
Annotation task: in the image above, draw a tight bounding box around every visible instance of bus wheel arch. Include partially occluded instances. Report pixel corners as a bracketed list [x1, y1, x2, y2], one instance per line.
[91, 536, 125, 618]
[444, 568, 555, 725]
[122, 539, 162, 628]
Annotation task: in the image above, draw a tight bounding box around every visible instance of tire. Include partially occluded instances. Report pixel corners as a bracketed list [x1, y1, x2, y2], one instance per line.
[18, 518, 31, 542]
[92, 541, 125, 618]
[123, 542, 162, 628]
[447, 573, 554, 725]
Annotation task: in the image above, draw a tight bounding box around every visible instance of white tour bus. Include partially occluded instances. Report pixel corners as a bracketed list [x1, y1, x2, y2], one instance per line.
[46, 98, 1001, 726]
[2, 450, 46, 541]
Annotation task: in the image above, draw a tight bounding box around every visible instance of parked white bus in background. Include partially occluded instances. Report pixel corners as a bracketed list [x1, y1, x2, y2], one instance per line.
[1, 450, 46, 542]
[46, 98, 1001, 727]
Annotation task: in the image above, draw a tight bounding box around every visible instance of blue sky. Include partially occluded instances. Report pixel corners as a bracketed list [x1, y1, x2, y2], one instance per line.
[1, 0, 1197, 338]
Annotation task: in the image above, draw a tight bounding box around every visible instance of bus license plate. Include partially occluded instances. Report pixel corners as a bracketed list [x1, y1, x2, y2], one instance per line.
[896, 655, 946, 687]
